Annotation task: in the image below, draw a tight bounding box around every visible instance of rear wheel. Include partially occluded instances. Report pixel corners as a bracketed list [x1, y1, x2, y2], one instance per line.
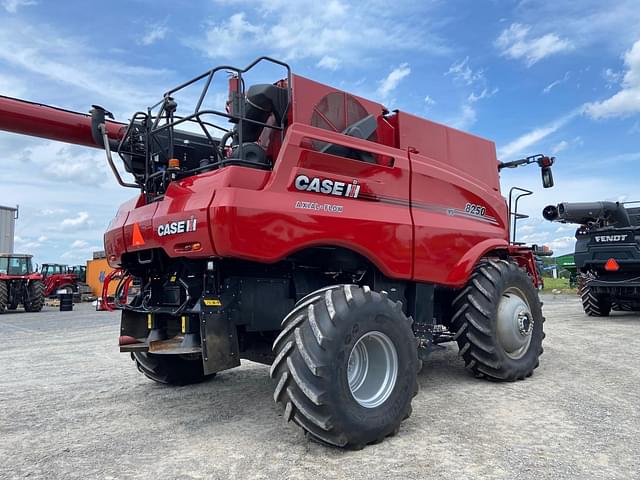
[0, 281, 7, 313]
[451, 260, 545, 381]
[271, 285, 419, 449]
[23, 280, 45, 312]
[581, 281, 611, 317]
[132, 352, 212, 386]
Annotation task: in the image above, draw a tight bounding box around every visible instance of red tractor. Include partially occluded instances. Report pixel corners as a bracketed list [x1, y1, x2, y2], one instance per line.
[0, 57, 555, 448]
[40, 263, 79, 296]
[0, 253, 45, 312]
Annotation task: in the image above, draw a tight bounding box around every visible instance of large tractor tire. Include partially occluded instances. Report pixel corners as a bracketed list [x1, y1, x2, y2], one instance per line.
[451, 260, 545, 381]
[271, 285, 419, 449]
[132, 352, 211, 386]
[23, 280, 45, 312]
[0, 281, 7, 313]
[581, 282, 611, 317]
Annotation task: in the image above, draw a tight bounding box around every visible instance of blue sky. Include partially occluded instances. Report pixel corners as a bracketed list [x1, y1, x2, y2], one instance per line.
[0, 0, 639, 265]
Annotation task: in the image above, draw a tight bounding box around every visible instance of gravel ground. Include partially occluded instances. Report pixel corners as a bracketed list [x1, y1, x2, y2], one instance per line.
[1, 294, 639, 479]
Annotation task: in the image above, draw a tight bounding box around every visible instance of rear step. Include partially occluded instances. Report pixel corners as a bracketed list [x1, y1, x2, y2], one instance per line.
[119, 335, 202, 355]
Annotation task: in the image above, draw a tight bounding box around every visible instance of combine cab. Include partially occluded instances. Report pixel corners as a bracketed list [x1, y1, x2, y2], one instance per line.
[544, 201, 640, 315]
[0, 57, 556, 448]
[0, 254, 45, 313]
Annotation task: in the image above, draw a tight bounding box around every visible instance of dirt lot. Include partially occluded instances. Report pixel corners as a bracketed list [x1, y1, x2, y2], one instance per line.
[1, 294, 639, 479]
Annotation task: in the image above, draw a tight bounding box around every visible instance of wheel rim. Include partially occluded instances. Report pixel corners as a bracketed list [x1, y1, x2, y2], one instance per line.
[496, 288, 534, 360]
[347, 331, 398, 408]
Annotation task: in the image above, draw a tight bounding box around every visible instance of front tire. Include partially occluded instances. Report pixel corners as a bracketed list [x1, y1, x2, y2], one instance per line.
[271, 285, 419, 449]
[451, 260, 545, 381]
[23, 280, 45, 312]
[132, 352, 212, 386]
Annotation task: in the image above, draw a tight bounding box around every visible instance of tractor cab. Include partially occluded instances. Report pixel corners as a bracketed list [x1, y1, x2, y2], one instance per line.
[0, 254, 35, 276]
[68, 265, 87, 283]
[41, 263, 68, 278]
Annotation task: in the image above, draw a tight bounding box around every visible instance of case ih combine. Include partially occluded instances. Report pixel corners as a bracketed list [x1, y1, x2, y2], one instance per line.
[544, 201, 640, 315]
[0, 57, 555, 448]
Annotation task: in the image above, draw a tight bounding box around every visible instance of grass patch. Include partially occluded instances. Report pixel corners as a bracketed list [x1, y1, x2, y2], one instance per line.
[543, 277, 576, 293]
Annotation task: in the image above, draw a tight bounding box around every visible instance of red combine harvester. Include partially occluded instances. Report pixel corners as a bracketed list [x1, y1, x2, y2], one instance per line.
[0, 57, 555, 448]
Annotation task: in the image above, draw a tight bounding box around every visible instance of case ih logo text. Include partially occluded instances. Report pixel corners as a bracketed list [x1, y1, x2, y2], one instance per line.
[595, 234, 629, 242]
[294, 175, 361, 198]
[157, 219, 197, 237]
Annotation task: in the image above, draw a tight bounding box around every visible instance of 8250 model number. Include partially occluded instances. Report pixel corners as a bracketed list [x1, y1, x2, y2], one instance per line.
[464, 203, 486, 217]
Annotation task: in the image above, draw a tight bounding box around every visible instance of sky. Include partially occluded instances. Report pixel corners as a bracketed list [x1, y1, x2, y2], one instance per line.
[0, 0, 639, 265]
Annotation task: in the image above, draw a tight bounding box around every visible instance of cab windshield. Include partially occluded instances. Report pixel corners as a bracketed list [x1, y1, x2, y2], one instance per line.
[0, 257, 32, 275]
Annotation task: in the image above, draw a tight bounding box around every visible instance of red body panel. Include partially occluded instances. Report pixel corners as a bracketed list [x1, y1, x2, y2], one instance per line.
[43, 274, 78, 296]
[396, 112, 509, 285]
[0, 273, 42, 281]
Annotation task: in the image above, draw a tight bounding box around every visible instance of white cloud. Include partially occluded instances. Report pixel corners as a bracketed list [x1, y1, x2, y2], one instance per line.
[191, 1, 448, 65]
[0, 19, 173, 116]
[584, 39, 640, 119]
[0, 73, 27, 98]
[495, 23, 572, 67]
[603, 68, 623, 89]
[377, 63, 411, 98]
[449, 104, 477, 130]
[424, 95, 436, 106]
[1, 0, 36, 13]
[467, 87, 498, 103]
[547, 236, 576, 253]
[498, 110, 580, 159]
[512, 1, 640, 53]
[317, 55, 341, 71]
[71, 239, 89, 249]
[140, 23, 168, 46]
[40, 208, 68, 216]
[543, 71, 570, 94]
[445, 57, 484, 85]
[551, 140, 569, 154]
[60, 212, 90, 229]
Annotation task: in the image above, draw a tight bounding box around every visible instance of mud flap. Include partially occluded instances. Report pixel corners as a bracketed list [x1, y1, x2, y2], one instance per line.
[200, 296, 240, 375]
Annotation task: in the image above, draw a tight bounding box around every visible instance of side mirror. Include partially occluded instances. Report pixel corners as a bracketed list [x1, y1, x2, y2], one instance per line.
[536, 156, 555, 188]
[541, 166, 554, 188]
